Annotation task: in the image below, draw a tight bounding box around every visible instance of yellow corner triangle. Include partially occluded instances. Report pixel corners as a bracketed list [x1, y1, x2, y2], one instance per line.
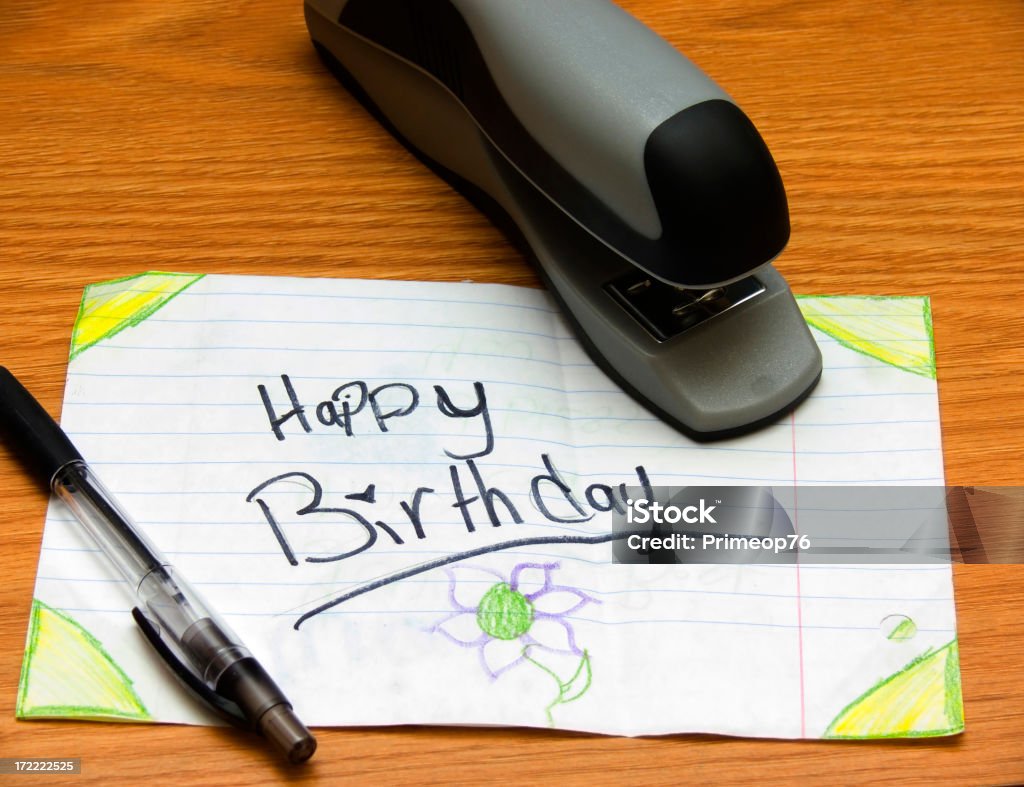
[17, 600, 150, 721]
[825, 639, 963, 738]
[797, 295, 936, 379]
[70, 272, 204, 360]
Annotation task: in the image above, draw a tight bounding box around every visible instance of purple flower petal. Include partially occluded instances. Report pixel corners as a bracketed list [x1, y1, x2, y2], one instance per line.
[479, 637, 526, 679]
[510, 562, 558, 596]
[432, 611, 487, 647]
[444, 565, 506, 611]
[528, 616, 582, 655]
[531, 587, 594, 616]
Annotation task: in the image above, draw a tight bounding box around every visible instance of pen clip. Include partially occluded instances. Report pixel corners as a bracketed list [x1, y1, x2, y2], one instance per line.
[131, 607, 250, 730]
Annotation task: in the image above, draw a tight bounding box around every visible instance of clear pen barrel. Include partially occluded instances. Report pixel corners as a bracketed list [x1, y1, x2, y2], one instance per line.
[52, 461, 164, 590]
[51, 460, 251, 688]
[136, 566, 252, 687]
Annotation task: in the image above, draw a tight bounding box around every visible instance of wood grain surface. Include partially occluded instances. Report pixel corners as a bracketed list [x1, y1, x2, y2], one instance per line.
[1, 1, 1022, 784]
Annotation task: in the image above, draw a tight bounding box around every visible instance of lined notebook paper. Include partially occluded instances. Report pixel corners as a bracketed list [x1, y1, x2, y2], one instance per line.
[18, 272, 961, 738]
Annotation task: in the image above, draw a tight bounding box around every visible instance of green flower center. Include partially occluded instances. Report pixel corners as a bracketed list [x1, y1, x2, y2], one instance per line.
[476, 582, 534, 640]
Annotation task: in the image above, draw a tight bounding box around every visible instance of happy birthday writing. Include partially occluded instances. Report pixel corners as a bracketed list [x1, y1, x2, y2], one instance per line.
[247, 375, 653, 579]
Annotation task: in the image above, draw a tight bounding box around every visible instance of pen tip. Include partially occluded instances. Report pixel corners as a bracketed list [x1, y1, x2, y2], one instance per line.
[259, 704, 317, 764]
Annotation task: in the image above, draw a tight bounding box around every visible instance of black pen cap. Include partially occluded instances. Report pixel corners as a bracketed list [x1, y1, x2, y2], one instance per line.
[218, 657, 317, 764]
[0, 366, 83, 486]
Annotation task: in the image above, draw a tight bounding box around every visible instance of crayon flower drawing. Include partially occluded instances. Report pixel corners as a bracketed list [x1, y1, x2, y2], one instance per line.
[432, 562, 597, 724]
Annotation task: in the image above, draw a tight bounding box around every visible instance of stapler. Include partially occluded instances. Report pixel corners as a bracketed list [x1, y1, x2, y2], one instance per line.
[304, 0, 822, 439]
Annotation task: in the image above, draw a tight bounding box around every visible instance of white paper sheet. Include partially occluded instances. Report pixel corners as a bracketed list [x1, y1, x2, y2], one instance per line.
[18, 273, 962, 739]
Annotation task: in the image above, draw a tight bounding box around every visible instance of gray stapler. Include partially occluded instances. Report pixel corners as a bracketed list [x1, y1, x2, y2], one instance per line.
[304, 0, 822, 439]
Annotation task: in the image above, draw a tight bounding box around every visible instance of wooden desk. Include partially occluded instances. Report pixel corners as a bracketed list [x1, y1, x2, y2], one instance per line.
[2, 1, 1022, 783]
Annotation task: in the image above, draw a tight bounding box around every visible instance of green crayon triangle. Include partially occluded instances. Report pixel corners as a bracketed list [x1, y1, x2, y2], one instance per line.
[825, 639, 963, 738]
[17, 600, 150, 721]
[70, 271, 204, 359]
[797, 295, 936, 379]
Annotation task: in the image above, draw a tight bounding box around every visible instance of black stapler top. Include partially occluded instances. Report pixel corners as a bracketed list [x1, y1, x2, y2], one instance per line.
[305, 0, 822, 439]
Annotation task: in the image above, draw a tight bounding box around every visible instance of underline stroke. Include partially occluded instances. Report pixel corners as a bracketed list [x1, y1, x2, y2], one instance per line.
[293, 532, 629, 629]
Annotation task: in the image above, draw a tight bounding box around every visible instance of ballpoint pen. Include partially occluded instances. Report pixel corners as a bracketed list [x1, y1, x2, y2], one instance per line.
[0, 366, 317, 764]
